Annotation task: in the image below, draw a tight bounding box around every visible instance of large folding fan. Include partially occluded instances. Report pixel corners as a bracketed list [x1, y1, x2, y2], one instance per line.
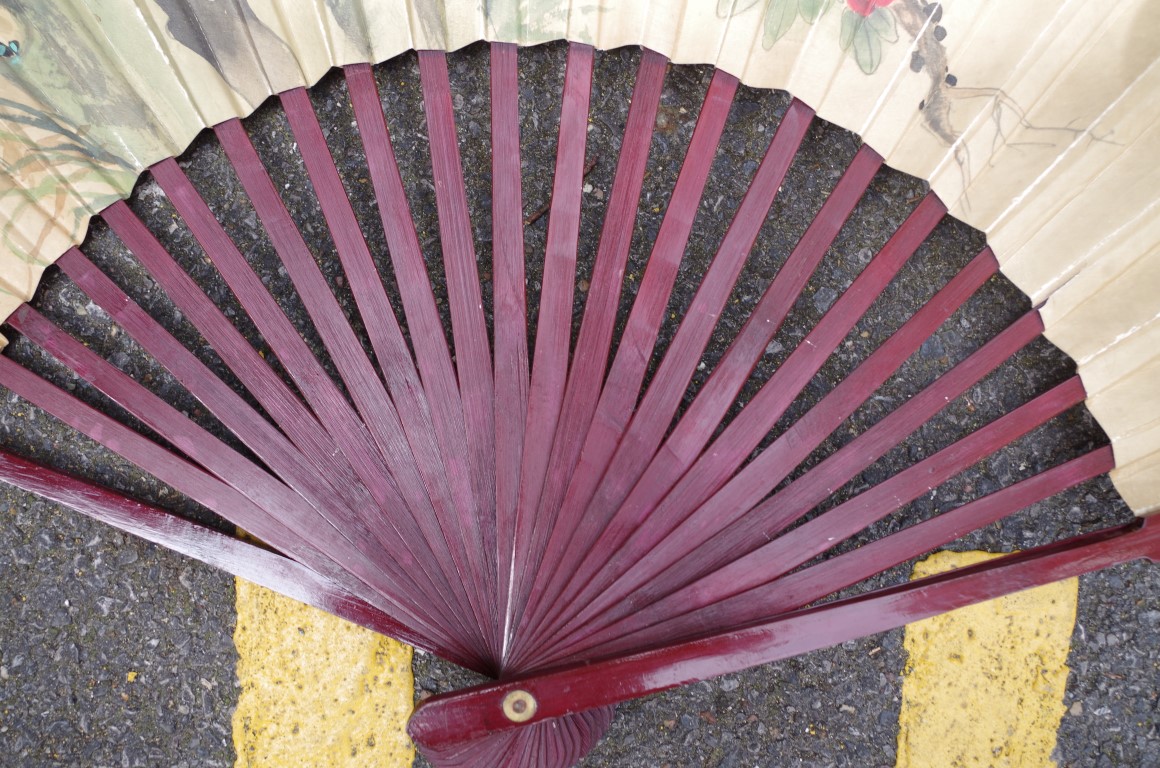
[0, 1, 1157, 766]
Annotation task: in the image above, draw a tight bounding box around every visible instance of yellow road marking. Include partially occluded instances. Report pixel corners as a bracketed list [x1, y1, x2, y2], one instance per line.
[896, 551, 1078, 768]
[232, 578, 415, 767]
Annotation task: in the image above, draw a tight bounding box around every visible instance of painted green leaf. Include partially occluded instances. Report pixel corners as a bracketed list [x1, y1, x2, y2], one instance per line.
[852, 22, 884, 73]
[839, 7, 858, 50]
[718, 0, 764, 17]
[866, 7, 899, 43]
[799, 0, 834, 24]
[763, 0, 800, 48]
[840, 8, 885, 73]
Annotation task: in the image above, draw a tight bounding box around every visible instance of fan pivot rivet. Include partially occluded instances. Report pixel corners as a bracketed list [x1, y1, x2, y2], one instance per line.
[501, 690, 537, 722]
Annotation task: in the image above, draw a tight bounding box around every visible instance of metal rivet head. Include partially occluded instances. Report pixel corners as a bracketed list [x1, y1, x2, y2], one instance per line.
[501, 689, 537, 723]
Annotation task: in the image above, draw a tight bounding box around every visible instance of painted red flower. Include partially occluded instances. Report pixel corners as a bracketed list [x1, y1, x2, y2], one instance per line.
[846, 0, 895, 16]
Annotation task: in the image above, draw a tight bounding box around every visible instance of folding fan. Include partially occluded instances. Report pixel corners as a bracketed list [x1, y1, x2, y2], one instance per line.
[0, 2, 1157, 767]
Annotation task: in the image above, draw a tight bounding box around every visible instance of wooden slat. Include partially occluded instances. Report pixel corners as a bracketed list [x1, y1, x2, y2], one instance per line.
[417, 50, 500, 652]
[547, 69, 738, 533]
[575, 248, 995, 630]
[147, 161, 404, 515]
[348, 61, 505, 655]
[94, 206, 369, 517]
[282, 86, 477, 533]
[416, 49, 498, 510]
[526, 194, 954, 651]
[58, 246, 468, 637]
[482, 42, 530, 652]
[555, 310, 1047, 650]
[214, 118, 492, 659]
[144, 162, 480, 647]
[508, 97, 814, 664]
[58, 248, 378, 546]
[579, 447, 1113, 660]
[506, 43, 595, 632]
[561, 377, 1088, 660]
[523, 144, 886, 651]
[0, 348, 480, 666]
[518, 48, 668, 641]
[409, 518, 1160, 748]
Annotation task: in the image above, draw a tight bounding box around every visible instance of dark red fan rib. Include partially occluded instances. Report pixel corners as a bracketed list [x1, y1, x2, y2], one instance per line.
[100, 190, 482, 653]
[0, 336, 479, 666]
[215, 116, 495, 659]
[484, 42, 531, 645]
[520, 144, 887, 652]
[525, 191, 951, 660]
[54, 248, 419, 579]
[517, 47, 669, 650]
[417, 50, 501, 653]
[508, 95, 814, 664]
[555, 376, 1088, 660]
[538, 306, 1045, 662]
[540, 68, 738, 575]
[145, 161, 410, 520]
[508, 43, 595, 635]
[584, 446, 1115, 657]
[576, 248, 997, 618]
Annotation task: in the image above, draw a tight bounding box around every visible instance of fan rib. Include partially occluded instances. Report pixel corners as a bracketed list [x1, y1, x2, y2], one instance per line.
[565, 376, 1087, 658]
[540, 307, 1043, 660]
[605, 248, 995, 600]
[91, 206, 369, 518]
[148, 159, 409, 521]
[346, 62, 506, 649]
[519, 48, 668, 644]
[529, 192, 949, 650]
[512, 70, 738, 658]
[281, 86, 504, 652]
[702, 377, 1089, 599]
[416, 51, 501, 653]
[584, 98, 813, 524]
[589, 446, 1114, 657]
[509, 96, 813, 665]
[147, 157, 483, 650]
[509, 42, 595, 632]
[485, 42, 531, 652]
[549, 69, 738, 537]
[0, 349, 474, 663]
[523, 143, 886, 652]
[53, 247, 471, 641]
[0, 449, 435, 654]
[564, 310, 1048, 651]
[282, 85, 480, 540]
[215, 117, 493, 656]
[55, 248, 393, 560]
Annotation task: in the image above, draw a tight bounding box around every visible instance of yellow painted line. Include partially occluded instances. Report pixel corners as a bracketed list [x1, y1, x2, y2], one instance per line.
[232, 578, 415, 767]
[896, 551, 1078, 768]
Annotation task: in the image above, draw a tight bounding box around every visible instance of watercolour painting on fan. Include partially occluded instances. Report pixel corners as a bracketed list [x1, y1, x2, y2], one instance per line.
[0, 0, 1079, 250]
